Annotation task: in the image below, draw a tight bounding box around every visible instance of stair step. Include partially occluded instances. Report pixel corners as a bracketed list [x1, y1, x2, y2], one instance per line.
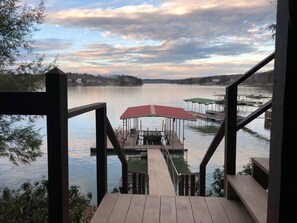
[251, 157, 269, 175]
[251, 157, 269, 189]
[227, 175, 267, 223]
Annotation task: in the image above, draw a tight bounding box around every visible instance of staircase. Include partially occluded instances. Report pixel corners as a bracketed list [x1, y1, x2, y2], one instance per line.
[227, 157, 269, 223]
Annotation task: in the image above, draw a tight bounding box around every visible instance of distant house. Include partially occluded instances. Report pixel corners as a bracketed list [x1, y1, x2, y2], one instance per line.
[76, 78, 82, 84]
[212, 79, 220, 84]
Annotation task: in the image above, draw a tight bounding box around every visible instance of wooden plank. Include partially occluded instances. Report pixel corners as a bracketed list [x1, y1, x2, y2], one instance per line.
[252, 157, 269, 175]
[252, 157, 269, 189]
[143, 195, 160, 223]
[147, 149, 175, 195]
[227, 175, 267, 223]
[91, 194, 119, 223]
[108, 194, 132, 223]
[219, 197, 250, 223]
[160, 196, 177, 223]
[125, 195, 146, 223]
[190, 196, 212, 223]
[205, 197, 230, 223]
[176, 196, 194, 223]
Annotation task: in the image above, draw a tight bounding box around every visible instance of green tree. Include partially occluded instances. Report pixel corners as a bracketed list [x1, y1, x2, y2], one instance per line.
[0, 0, 45, 73]
[0, 0, 55, 165]
[210, 168, 224, 197]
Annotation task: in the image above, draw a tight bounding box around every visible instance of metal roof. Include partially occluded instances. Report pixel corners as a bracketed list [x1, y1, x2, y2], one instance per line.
[120, 105, 196, 121]
[184, 98, 217, 105]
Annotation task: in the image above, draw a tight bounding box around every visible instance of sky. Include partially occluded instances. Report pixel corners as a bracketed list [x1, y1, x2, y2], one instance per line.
[31, 0, 276, 79]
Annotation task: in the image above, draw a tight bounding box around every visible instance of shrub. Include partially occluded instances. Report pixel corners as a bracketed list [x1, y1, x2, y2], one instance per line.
[0, 178, 92, 222]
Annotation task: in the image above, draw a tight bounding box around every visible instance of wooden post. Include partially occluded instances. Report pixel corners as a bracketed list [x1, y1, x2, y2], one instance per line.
[133, 173, 137, 194]
[185, 175, 189, 196]
[46, 68, 69, 223]
[268, 0, 297, 222]
[224, 85, 237, 197]
[191, 174, 195, 196]
[96, 106, 107, 205]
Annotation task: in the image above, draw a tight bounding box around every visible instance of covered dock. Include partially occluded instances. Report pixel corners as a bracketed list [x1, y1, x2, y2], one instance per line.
[119, 105, 195, 152]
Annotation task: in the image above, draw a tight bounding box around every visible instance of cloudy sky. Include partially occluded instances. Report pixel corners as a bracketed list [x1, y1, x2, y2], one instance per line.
[32, 0, 276, 79]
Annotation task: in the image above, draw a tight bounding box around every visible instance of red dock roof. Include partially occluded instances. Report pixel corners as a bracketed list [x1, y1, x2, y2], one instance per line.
[120, 105, 196, 121]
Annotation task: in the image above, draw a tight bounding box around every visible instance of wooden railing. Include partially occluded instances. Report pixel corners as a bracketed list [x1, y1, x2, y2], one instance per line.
[199, 53, 275, 196]
[179, 173, 199, 196]
[130, 172, 146, 194]
[0, 68, 128, 223]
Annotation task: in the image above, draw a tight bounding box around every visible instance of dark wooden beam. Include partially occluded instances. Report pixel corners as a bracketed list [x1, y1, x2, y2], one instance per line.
[68, 103, 106, 119]
[96, 106, 107, 205]
[106, 118, 128, 194]
[45, 68, 69, 223]
[199, 121, 225, 196]
[0, 92, 48, 115]
[224, 85, 237, 196]
[268, 0, 297, 222]
[236, 100, 272, 130]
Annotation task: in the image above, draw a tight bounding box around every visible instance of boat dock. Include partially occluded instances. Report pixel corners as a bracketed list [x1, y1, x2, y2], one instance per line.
[91, 104, 196, 154]
[90, 130, 187, 154]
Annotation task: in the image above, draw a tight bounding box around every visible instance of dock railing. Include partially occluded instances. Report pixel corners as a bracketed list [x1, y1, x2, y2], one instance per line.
[0, 68, 128, 222]
[161, 143, 198, 195]
[199, 53, 275, 196]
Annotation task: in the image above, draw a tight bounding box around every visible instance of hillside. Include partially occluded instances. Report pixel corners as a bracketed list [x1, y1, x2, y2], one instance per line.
[174, 70, 273, 86]
[67, 73, 143, 86]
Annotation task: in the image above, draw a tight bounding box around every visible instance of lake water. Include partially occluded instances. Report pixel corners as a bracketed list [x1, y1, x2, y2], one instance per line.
[0, 84, 272, 204]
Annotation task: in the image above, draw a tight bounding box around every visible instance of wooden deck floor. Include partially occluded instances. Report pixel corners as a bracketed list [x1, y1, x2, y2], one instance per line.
[91, 194, 253, 223]
[147, 149, 175, 195]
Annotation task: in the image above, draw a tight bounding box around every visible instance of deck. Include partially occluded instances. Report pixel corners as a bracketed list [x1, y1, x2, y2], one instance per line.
[147, 149, 175, 195]
[90, 194, 253, 223]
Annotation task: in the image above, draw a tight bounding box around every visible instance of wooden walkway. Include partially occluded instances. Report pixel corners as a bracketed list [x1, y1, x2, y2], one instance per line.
[91, 194, 253, 223]
[147, 149, 175, 195]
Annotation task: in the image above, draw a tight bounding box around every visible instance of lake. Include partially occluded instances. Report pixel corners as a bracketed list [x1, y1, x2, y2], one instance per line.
[0, 84, 272, 204]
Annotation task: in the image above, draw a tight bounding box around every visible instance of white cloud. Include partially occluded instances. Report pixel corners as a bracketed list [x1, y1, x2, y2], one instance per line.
[40, 0, 276, 78]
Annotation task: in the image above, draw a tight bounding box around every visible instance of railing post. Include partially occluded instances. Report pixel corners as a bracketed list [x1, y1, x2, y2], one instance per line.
[132, 173, 137, 194]
[191, 174, 195, 196]
[224, 85, 237, 196]
[46, 68, 69, 223]
[96, 105, 107, 205]
[199, 166, 206, 196]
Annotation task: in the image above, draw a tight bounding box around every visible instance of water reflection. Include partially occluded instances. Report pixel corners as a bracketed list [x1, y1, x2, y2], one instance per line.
[0, 84, 272, 204]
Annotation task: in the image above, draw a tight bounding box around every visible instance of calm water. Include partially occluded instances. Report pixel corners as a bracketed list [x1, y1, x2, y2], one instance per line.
[0, 84, 271, 203]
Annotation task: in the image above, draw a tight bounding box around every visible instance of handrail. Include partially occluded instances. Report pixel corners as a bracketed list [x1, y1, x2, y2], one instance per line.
[161, 143, 180, 193]
[199, 121, 225, 196]
[106, 118, 128, 193]
[68, 104, 128, 195]
[199, 53, 275, 196]
[237, 100, 272, 130]
[229, 52, 275, 87]
[68, 103, 105, 118]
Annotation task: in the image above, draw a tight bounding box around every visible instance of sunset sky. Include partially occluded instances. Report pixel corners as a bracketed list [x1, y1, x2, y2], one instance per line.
[32, 0, 276, 79]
